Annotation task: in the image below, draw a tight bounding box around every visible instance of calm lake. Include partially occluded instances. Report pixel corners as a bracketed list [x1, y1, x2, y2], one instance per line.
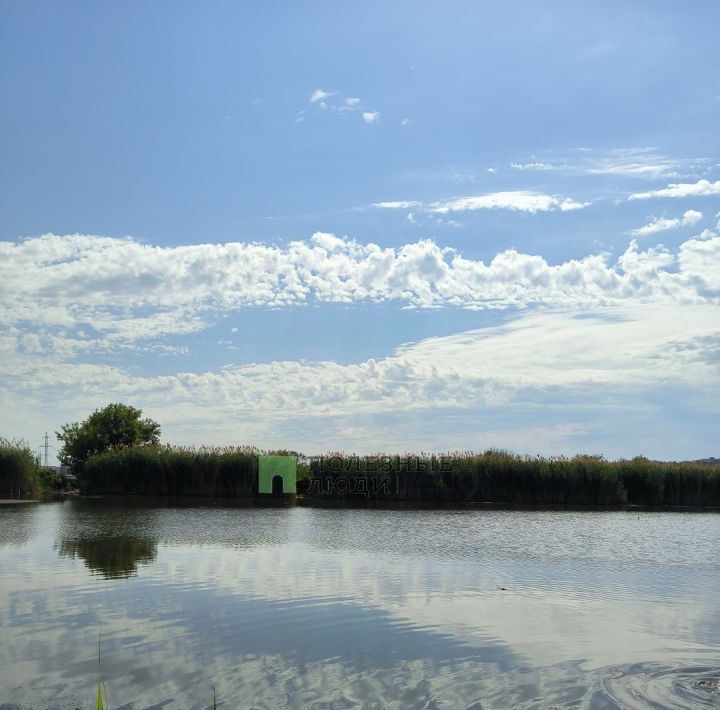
[1, 499, 719, 709]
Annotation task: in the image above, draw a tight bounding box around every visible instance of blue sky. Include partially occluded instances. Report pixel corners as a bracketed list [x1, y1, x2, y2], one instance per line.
[1, 1, 719, 460]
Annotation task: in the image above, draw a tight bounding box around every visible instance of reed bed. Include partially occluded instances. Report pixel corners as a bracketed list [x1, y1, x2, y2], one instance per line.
[82, 444, 260, 496]
[0, 437, 44, 498]
[80, 445, 720, 507]
[308, 451, 720, 507]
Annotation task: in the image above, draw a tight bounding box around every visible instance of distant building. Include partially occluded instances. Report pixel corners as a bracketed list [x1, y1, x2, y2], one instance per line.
[258, 455, 296, 495]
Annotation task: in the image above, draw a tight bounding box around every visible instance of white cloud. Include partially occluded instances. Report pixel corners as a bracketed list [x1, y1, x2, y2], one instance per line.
[303, 92, 378, 121]
[629, 179, 720, 200]
[430, 191, 590, 214]
[400, 118, 411, 126]
[510, 162, 556, 170]
[372, 200, 423, 209]
[594, 163, 676, 178]
[373, 191, 589, 215]
[581, 148, 709, 180]
[309, 89, 333, 103]
[632, 218, 680, 236]
[683, 209, 704, 226]
[511, 148, 709, 181]
[2, 302, 717, 456]
[330, 99, 363, 114]
[632, 209, 703, 236]
[397, 305, 719, 392]
[590, 158, 678, 178]
[2, 232, 719, 456]
[1, 232, 718, 354]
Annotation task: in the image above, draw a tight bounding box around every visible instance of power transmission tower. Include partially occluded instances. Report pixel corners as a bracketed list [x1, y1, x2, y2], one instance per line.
[39, 432, 53, 468]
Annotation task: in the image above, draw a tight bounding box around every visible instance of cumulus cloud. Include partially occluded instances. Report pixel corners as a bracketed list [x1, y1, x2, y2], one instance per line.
[1, 232, 719, 353]
[629, 179, 720, 200]
[3, 232, 719, 456]
[681, 209, 703, 225]
[362, 111, 380, 124]
[632, 209, 703, 236]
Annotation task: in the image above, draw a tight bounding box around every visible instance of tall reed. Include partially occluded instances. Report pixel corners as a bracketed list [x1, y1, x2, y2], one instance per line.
[81, 444, 260, 496]
[81, 445, 720, 507]
[309, 451, 720, 507]
[0, 437, 43, 498]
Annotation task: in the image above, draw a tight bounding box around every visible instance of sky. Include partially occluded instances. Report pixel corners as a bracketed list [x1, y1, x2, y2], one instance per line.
[1, 1, 719, 462]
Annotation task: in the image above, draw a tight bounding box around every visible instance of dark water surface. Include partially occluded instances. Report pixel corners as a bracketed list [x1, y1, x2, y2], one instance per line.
[1, 499, 719, 709]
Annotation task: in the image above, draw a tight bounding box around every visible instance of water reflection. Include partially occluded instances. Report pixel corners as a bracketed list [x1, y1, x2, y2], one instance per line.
[56, 536, 158, 579]
[0, 502, 41, 547]
[0, 500, 718, 708]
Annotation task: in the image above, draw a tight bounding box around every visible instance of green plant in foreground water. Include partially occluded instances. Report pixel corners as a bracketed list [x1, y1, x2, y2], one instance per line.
[96, 632, 109, 710]
[79, 634, 218, 710]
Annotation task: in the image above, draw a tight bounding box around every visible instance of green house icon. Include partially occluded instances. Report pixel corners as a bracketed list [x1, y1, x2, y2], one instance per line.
[258, 455, 297, 495]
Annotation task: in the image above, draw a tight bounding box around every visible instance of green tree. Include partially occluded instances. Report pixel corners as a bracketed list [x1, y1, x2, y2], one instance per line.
[56, 403, 160, 473]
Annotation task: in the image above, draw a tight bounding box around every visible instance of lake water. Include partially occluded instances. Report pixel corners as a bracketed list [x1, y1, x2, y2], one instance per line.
[1, 499, 719, 709]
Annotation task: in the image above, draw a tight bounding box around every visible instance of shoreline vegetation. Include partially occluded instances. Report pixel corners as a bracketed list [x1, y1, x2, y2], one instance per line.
[73, 445, 720, 508]
[0, 437, 56, 500]
[6, 404, 709, 508]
